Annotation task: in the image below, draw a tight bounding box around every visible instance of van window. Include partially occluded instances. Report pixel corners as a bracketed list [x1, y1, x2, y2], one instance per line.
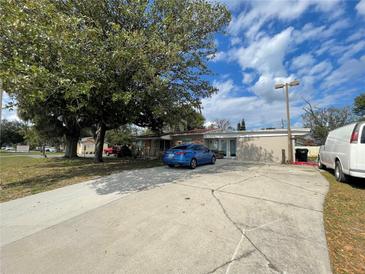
[361, 126, 365, 144]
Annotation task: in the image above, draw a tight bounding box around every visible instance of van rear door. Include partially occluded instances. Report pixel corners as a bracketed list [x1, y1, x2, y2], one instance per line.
[352, 123, 365, 172]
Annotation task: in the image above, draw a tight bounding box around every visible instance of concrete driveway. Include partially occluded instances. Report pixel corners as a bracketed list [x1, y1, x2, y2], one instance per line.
[0, 160, 331, 273]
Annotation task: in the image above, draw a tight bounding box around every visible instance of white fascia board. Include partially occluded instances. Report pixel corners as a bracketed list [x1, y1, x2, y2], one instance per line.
[204, 129, 310, 139]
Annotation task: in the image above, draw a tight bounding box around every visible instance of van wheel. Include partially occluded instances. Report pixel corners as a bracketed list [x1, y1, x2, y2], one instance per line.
[168, 164, 174, 168]
[190, 158, 197, 169]
[211, 156, 216, 165]
[335, 161, 346, 182]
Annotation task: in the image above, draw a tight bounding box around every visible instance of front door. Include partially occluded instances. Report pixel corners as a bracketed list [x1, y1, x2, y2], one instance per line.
[220, 140, 227, 157]
[229, 139, 236, 157]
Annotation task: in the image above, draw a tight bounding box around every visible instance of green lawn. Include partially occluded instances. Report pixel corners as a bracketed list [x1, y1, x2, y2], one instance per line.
[0, 156, 162, 202]
[322, 171, 365, 274]
[0, 150, 64, 156]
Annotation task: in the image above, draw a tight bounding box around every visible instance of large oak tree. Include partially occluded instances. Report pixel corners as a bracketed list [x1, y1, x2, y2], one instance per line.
[0, 0, 230, 161]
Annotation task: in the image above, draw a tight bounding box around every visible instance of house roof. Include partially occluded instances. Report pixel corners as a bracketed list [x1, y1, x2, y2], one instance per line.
[171, 128, 219, 137]
[79, 137, 95, 144]
[134, 135, 165, 140]
[204, 128, 310, 139]
[133, 128, 219, 140]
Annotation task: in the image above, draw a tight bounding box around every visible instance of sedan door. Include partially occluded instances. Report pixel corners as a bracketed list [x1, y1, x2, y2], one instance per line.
[202, 147, 212, 164]
[192, 145, 204, 163]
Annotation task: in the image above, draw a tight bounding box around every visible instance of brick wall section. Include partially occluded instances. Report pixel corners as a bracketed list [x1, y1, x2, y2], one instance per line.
[171, 134, 205, 146]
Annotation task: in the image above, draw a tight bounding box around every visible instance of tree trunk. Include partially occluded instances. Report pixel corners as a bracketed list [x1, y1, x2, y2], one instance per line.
[94, 122, 106, 162]
[64, 134, 79, 158]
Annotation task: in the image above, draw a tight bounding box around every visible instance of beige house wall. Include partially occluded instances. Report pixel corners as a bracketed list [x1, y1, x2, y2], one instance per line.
[77, 142, 108, 155]
[236, 135, 290, 163]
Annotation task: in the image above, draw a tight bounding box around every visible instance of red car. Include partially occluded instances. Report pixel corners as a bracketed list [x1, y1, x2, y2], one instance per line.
[103, 145, 132, 157]
[103, 146, 119, 156]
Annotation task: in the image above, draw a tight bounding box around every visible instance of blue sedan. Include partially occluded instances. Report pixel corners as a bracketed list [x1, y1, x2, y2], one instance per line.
[162, 144, 216, 169]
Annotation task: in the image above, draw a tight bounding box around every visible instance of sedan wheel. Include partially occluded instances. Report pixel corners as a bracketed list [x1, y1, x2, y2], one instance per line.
[211, 156, 216, 164]
[190, 158, 197, 169]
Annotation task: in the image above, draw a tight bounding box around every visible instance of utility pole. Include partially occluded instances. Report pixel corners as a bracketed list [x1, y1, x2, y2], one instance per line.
[285, 83, 293, 163]
[275, 80, 299, 164]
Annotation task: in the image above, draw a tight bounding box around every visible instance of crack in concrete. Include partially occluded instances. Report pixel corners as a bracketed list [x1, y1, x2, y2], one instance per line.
[210, 189, 281, 274]
[175, 182, 323, 213]
[259, 174, 325, 196]
[219, 190, 323, 213]
[206, 249, 256, 274]
[246, 217, 287, 233]
[214, 175, 258, 191]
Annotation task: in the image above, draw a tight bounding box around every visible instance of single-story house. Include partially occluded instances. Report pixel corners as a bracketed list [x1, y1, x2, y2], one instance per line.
[77, 137, 109, 156]
[133, 128, 310, 163]
[133, 134, 172, 158]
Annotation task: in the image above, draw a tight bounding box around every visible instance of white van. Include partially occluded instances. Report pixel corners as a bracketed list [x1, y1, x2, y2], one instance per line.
[319, 121, 365, 182]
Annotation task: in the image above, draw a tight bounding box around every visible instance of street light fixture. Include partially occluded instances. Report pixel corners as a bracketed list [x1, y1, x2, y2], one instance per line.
[275, 79, 300, 164]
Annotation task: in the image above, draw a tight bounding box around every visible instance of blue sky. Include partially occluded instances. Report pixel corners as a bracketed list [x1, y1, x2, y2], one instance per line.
[2, 0, 365, 130]
[202, 0, 365, 129]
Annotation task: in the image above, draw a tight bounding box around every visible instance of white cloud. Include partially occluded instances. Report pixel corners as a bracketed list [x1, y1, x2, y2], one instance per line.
[202, 77, 307, 129]
[230, 37, 241, 46]
[2, 109, 20, 121]
[227, 28, 294, 101]
[293, 19, 349, 44]
[230, 27, 293, 76]
[291, 53, 315, 70]
[242, 72, 254, 84]
[212, 79, 235, 98]
[228, 0, 342, 38]
[338, 40, 365, 63]
[322, 58, 365, 88]
[346, 29, 365, 43]
[356, 0, 365, 16]
[313, 61, 333, 75]
[1, 92, 20, 121]
[209, 51, 227, 62]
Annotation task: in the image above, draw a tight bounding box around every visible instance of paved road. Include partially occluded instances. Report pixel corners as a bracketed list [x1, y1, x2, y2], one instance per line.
[0, 160, 331, 273]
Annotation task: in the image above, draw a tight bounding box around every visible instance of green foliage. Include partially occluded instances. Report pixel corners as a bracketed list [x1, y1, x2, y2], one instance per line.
[353, 93, 365, 119]
[0, 120, 25, 146]
[237, 118, 246, 131]
[105, 126, 133, 145]
[20, 125, 64, 149]
[0, 0, 99, 157]
[21, 126, 43, 149]
[163, 107, 205, 132]
[0, 0, 231, 160]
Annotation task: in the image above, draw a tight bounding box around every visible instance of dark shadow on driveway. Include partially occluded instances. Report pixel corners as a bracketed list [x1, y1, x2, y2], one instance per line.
[90, 160, 259, 195]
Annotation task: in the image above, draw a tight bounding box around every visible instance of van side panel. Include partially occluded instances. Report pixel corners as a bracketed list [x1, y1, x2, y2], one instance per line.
[321, 123, 356, 171]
